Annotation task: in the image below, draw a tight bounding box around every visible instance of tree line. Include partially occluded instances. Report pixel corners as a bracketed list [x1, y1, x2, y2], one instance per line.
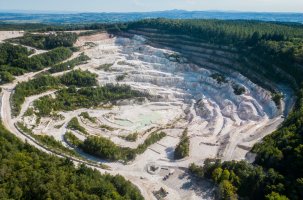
[33, 84, 146, 117]
[65, 131, 166, 162]
[10, 32, 78, 50]
[48, 53, 90, 73]
[0, 122, 143, 200]
[0, 43, 72, 84]
[174, 128, 190, 159]
[12, 70, 97, 115]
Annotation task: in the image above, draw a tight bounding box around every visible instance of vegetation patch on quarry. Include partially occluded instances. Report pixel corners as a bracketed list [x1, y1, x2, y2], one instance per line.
[1, 18, 302, 200]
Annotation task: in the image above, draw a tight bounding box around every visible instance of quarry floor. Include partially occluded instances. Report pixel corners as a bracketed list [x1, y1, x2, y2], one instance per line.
[0, 31, 295, 200]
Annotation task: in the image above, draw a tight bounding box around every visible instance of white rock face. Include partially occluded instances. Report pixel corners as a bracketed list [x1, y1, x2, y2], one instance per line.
[98, 36, 277, 114]
[17, 32, 294, 200]
[22, 33, 290, 164]
[78, 34, 286, 161]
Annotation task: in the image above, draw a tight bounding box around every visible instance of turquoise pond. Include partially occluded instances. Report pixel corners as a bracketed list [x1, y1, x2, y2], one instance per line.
[114, 111, 162, 131]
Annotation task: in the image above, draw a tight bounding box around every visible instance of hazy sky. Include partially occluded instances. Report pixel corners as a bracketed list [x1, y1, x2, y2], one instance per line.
[1, 0, 303, 13]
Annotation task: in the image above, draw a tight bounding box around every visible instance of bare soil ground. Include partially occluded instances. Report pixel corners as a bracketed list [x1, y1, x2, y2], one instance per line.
[1, 31, 295, 200]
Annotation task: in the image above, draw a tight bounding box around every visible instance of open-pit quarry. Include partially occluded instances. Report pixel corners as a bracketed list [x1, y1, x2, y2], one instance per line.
[0, 30, 294, 200]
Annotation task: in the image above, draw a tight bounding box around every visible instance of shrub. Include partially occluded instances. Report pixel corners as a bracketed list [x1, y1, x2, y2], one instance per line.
[67, 117, 88, 135]
[80, 112, 96, 123]
[120, 132, 138, 142]
[64, 131, 82, 147]
[174, 128, 190, 159]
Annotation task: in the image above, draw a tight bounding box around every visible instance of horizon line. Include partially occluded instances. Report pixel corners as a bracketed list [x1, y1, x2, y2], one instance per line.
[0, 9, 302, 14]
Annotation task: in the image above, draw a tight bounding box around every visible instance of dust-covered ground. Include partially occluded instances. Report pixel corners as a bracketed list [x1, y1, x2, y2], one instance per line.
[2, 31, 295, 200]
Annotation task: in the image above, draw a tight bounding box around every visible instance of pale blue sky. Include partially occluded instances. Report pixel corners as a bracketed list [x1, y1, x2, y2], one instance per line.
[0, 0, 303, 13]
